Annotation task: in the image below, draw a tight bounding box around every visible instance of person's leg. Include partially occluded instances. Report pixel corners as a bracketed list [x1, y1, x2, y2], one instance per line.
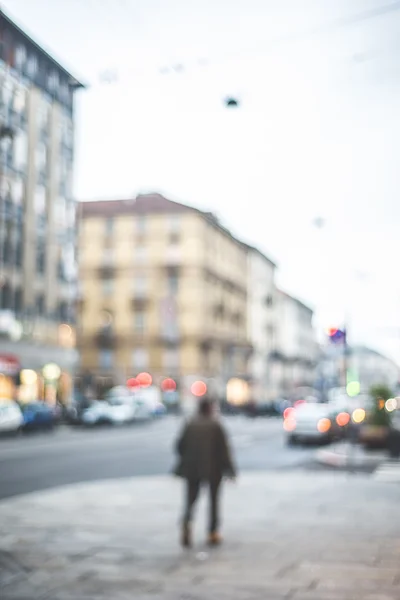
[208, 478, 222, 543]
[182, 479, 200, 547]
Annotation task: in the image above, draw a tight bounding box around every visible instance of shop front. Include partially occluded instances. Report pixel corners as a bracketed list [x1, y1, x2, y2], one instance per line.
[0, 354, 21, 399]
[0, 339, 78, 406]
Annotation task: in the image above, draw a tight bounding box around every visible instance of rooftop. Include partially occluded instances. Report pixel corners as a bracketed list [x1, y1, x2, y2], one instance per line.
[80, 194, 245, 248]
[1, 7, 85, 89]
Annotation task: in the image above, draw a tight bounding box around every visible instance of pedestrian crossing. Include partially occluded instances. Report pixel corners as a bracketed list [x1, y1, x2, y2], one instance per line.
[373, 461, 400, 482]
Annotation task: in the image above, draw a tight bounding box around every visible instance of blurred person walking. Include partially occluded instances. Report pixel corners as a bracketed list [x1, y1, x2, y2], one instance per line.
[174, 397, 236, 548]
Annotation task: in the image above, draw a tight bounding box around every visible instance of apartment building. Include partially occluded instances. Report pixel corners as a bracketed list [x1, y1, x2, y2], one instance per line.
[0, 10, 83, 402]
[270, 290, 317, 396]
[78, 193, 252, 397]
[245, 245, 277, 403]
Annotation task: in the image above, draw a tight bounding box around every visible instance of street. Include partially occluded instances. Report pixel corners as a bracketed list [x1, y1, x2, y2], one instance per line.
[0, 416, 318, 500]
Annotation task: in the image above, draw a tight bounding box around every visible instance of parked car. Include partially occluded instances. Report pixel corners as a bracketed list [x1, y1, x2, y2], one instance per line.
[0, 399, 23, 436]
[81, 401, 114, 426]
[283, 402, 342, 445]
[21, 402, 57, 432]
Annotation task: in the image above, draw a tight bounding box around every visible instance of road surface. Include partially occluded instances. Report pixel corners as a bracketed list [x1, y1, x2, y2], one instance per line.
[0, 415, 318, 499]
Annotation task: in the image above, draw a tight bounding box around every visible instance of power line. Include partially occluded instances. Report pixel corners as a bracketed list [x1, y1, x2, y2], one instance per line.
[93, 0, 400, 87]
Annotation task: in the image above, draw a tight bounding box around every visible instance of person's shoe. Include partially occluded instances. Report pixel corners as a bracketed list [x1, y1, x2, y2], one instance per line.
[181, 524, 192, 548]
[208, 531, 222, 546]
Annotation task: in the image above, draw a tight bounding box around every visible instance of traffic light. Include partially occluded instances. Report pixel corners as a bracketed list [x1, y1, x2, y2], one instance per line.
[327, 328, 346, 344]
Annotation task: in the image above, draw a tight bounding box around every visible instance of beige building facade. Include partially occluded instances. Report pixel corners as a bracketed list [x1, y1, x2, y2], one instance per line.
[78, 194, 252, 396]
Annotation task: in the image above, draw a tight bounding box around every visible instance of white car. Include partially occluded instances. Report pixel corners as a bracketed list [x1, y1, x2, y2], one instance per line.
[283, 402, 339, 445]
[81, 401, 111, 426]
[0, 399, 23, 434]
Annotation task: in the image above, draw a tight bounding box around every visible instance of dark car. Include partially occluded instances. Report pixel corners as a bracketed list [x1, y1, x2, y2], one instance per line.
[21, 402, 57, 432]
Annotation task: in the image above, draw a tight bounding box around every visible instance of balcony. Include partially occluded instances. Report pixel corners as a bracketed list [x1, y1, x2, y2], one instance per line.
[98, 264, 115, 279]
[95, 327, 116, 349]
[163, 246, 182, 266]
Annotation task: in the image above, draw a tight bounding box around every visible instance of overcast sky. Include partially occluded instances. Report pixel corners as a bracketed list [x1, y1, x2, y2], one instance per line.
[4, 0, 400, 363]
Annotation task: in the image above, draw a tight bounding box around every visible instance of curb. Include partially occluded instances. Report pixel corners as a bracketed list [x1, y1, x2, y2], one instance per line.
[315, 445, 386, 470]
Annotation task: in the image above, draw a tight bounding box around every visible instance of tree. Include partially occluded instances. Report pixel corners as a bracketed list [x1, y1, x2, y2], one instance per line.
[368, 384, 393, 427]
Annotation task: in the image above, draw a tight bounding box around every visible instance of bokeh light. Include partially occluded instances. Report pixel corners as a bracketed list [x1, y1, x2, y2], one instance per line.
[336, 412, 350, 427]
[385, 398, 397, 412]
[283, 418, 296, 432]
[136, 372, 152, 388]
[126, 377, 140, 390]
[283, 407, 295, 420]
[191, 380, 207, 397]
[317, 418, 331, 433]
[161, 378, 177, 392]
[352, 408, 366, 424]
[20, 369, 37, 385]
[346, 381, 360, 397]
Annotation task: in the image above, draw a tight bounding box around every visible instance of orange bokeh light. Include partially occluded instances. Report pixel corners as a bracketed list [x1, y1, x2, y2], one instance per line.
[191, 380, 207, 397]
[136, 372, 152, 388]
[283, 418, 296, 432]
[317, 418, 331, 433]
[161, 378, 177, 392]
[336, 412, 350, 427]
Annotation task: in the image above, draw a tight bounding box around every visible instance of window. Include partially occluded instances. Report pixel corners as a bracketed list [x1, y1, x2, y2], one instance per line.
[134, 275, 147, 297]
[134, 311, 146, 334]
[26, 55, 38, 78]
[163, 348, 179, 372]
[167, 273, 179, 295]
[105, 218, 114, 235]
[57, 302, 68, 322]
[168, 215, 180, 233]
[169, 231, 180, 245]
[36, 294, 45, 317]
[136, 216, 146, 234]
[132, 348, 148, 370]
[36, 245, 46, 274]
[134, 245, 147, 263]
[15, 45, 26, 70]
[14, 289, 23, 314]
[99, 349, 113, 370]
[102, 248, 114, 266]
[265, 295, 273, 307]
[102, 279, 114, 296]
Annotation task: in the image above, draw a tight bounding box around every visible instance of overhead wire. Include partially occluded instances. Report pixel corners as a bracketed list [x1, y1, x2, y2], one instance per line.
[91, 0, 400, 87]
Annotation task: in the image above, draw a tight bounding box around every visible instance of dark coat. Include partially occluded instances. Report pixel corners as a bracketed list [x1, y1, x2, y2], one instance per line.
[174, 415, 236, 482]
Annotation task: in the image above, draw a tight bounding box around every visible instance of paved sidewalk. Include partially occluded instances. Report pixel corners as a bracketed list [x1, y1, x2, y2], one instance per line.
[1, 471, 400, 599]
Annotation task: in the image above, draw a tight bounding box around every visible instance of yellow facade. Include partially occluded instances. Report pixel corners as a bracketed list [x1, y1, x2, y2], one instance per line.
[78, 195, 251, 391]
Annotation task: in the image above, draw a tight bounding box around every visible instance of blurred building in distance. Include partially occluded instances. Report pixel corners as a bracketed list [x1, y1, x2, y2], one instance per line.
[244, 244, 277, 404]
[269, 290, 317, 397]
[0, 9, 83, 403]
[78, 193, 252, 399]
[347, 345, 399, 394]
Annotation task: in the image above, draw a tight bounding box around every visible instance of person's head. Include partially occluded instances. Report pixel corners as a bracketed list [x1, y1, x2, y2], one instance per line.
[198, 397, 214, 418]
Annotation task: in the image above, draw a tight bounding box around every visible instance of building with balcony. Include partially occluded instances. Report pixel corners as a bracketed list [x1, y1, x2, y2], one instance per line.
[0, 9, 83, 402]
[78, 193, 252, 398]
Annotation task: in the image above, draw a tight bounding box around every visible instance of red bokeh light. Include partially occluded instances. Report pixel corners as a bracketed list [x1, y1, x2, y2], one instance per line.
[136, 372, 152, 388]
[294, 400, 306, 408]
[283, 407, 295, 420]
[161, 378, 177, 392]
[191, 380, 207, 397]
[126, 377, 140, 390]
[336, 412, 350, 427]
